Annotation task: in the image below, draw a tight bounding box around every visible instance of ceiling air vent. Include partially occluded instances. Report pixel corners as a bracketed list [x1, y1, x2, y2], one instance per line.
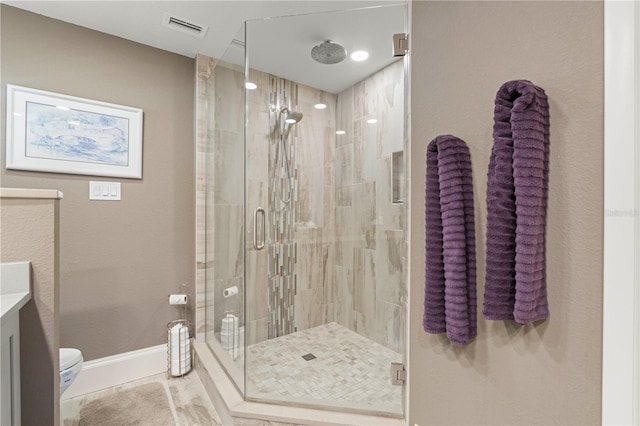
[162, 13, 208, 39]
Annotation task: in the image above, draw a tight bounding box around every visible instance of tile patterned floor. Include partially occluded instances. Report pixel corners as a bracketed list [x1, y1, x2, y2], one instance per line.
[61, 371, 222, 426]
[245, 322, 403, 415]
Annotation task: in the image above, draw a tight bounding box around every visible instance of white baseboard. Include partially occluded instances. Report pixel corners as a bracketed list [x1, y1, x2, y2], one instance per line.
[62, 344, 167, 399]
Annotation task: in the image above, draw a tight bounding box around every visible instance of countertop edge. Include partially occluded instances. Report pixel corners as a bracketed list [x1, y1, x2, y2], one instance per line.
[0, 291, 31, 322]
[0, 188, 63, 200]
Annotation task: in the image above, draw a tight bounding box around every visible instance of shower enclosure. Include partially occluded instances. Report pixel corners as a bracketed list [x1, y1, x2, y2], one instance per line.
[198, 3, 408, 418]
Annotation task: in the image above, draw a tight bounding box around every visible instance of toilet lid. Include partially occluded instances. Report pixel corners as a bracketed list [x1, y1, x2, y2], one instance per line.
[60, 348, 83, 371]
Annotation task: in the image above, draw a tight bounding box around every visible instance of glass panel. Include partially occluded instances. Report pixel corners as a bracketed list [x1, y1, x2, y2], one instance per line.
[244, 4, 407, 416]
[204, 23, 246, 397]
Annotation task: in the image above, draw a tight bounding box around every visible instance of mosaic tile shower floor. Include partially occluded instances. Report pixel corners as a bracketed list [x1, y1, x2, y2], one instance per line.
[245, 322, 403, 415]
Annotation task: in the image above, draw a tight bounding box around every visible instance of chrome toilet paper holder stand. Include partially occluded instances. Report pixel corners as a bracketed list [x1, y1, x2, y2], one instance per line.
[167, 283, 192, 377]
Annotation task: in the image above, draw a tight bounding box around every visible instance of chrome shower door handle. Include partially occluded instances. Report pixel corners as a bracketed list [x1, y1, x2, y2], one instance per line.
[253, 207, 265, 250]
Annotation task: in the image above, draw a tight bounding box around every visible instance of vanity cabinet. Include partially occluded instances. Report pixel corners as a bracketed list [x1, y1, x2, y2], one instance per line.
[1, 261, 31, 426]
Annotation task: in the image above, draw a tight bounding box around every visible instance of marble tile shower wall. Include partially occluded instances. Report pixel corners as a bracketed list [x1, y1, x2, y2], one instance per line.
[333, 60, 406, 353]
[244, 68, 271, 345]
[195, 56, 248, 342]
[213, 63, 247, 341]
[203, 61, 337, 345]
[195, 54, 216, 341]
[195, 53, 336, 346]
[251, 71, 337, 342]
[293, 84, 336, 332]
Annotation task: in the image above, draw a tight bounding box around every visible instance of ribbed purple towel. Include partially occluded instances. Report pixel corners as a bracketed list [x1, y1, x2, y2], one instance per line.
[483, 80, 550, 324]
[423, 135, 477, 347]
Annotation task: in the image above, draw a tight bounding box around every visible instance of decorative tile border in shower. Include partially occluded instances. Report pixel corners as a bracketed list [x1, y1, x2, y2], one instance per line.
[267, 76, 299, 339]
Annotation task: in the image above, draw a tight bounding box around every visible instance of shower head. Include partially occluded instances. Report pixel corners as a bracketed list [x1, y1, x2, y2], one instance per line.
[311, 40, 347, 65]
[282, 111, 303, 140]
[285, 111, 303, 124]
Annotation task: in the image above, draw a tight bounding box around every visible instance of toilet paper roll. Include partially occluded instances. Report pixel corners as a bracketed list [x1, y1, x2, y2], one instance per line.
[220, 313, 239, 360]
[170, 359, 191, 376]
[169, 323, 191, 376]
[171, 354, 191, 364]
[169, 294, 187, 305]
[169, 324, 190, 355]
[222, 286, 239, 298]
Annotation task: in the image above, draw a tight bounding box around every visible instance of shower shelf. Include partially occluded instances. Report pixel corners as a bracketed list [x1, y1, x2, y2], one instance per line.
[392, 150, 405, 204]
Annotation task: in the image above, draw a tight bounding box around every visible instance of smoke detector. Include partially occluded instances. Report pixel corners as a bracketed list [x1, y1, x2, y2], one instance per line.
[162, 13, 208, 39]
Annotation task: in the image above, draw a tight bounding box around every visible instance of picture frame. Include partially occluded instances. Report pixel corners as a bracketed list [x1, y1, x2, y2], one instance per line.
[5, 85, 143, 179]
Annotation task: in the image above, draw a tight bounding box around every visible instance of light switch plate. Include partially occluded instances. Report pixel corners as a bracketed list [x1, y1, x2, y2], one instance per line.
[89, 181, 121, 201]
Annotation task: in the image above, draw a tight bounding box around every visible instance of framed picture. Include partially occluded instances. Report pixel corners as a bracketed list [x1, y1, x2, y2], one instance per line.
[5, 85, 143, 179]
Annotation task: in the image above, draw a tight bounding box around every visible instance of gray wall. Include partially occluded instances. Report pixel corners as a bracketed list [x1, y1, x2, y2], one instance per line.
[1, 5, 195, 361]
[409, 1, 603, 424]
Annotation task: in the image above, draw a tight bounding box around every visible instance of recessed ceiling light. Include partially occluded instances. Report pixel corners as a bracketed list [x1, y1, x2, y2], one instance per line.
[314, 103, 327, 110]
[336, 130, 346, 135]
[351, 50, 369, 61]
[245, 82, 257, 90]
[367, 118, 378, 124]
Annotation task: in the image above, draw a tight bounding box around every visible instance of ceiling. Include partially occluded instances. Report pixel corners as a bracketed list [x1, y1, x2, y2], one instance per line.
[4, 1, 406, 93]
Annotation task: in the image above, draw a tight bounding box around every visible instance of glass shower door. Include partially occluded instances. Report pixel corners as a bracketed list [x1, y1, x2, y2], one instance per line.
[243, 4, 408, 416]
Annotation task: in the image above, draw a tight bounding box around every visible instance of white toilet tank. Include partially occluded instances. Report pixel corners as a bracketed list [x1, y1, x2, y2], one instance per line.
[60, 348, 83, 395]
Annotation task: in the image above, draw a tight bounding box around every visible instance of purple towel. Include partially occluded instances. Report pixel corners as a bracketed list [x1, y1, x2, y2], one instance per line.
[423, 135, 477, 347]
[483, 80, 550, 324]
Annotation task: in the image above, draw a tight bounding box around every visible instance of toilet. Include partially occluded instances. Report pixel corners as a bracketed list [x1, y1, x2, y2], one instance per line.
[59, 348, 83, 395]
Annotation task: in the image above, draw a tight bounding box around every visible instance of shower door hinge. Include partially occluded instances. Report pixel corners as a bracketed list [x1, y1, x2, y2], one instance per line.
[390, 363, 406, 385]
[393, 33, 409, 57]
